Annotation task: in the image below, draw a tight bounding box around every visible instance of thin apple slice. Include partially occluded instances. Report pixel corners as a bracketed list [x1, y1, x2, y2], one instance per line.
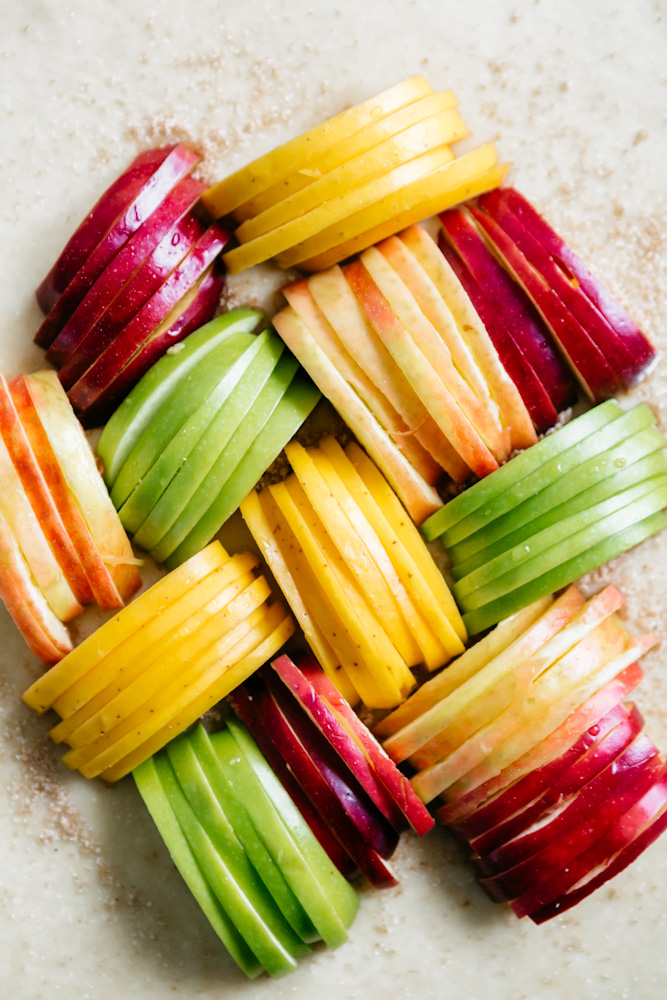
[23, 371, 140, 604]
[36, 147, 186, 318]
[47, 177, 205, 377]
[36, 145, 200, 346]
[272, 305, 442, 523]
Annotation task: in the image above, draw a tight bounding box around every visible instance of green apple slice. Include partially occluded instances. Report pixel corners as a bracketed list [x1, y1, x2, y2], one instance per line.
[222, 718, 359, 934]
[153, 749, 306, 976]
[131, 333, 286, 556]
[161, 369, 320, 569]
[440, 403, 655, 550]
[452, 441, 667, 579]
[110, 329, 258, 512]
[421, 399, 622, 542]
[133, 756, 263, 979]
[166, 731, 316, 947]
[98, 309, 262, 489]
[462, 508, 667, 635]
[456, 475, 667, 605]
[211, 726, 355, 949]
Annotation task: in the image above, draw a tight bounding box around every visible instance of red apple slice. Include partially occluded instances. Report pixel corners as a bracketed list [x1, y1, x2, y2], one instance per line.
[437, 661, 644, 826]
[77, 264, 225, 429]
[0, 374, 92, 604]
[438, 235, 558, 433]
[48, 176, 205, 378]
[229, 683, 360, 880]
[36, 146, 178, 316]
[36, 145, 200, 346]
[467, 204, 633, 400]
[439, 208, 581, 409]
[66, 223, 229, 416]
[529, 769, 667, 923]
[496, 188, 656, 376]
[0, 504, 72, 662]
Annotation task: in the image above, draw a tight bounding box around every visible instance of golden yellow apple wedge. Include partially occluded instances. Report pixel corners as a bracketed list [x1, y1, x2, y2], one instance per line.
[276, 147, 503, 269]
[203, 75, 434, 219]
[23, 542, 227, 714]
[239, 90, 462, 219]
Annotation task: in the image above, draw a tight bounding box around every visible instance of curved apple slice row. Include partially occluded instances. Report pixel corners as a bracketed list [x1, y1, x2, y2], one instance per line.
[36, 145, 200, 346]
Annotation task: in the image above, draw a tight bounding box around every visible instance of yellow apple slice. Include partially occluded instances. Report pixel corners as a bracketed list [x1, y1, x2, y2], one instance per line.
[398, 224, 536, 451]
[223, 144, 456, 274]
[374, 596, 553, 740]
[285, 440, 421, 667]
[236, 111, 464, 243]
[101, 605, 295, 781]
[272, 305, 442, 523]
[23, 542, 227, 714]
[203, 75, 434, 219]
[240, 90, 461, 219]
[50, 552, 259, 730]
[276, 146, 503, 269]
[240, 487, 359, 705]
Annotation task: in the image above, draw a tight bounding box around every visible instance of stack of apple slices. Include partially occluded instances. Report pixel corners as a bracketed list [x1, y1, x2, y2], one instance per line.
[230, 653, 434, 888]
[422, 400, 667, 633]
[134, 720, 359, 978]
[201, 76, 506, 275]
[96, 310, 320, 569]
[273, 225, 539, 522]
[440, 188, 656, 403]
[0, 369, 140, 662]
[240, 438, 466, 710]
[22, 541, 294, 780]
[376, 585, 666, 923]
[34, 144, 230, 427]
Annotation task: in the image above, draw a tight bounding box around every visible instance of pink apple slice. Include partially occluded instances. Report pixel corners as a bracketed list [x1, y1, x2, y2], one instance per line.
[66, 223, 229, 416]
[36, 145, 200, 346]
[48, 176, 205, 378]
[439, 208, 581, 409]
[78, 264, 225, 429]
[0, 374, 92, 604]
[438, 235, 558, 433]
[437, 660, 644, 826]
[497, 188, 656, 376]
[229, 682, 359, 879]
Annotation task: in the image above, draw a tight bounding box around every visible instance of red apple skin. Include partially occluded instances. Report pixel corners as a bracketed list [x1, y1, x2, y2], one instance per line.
[439, 209, 578, 412]
[229, 683, 359, 880]
[9, 375, 124, 610]
[437, 234, 558, 433]
[47, 176, 205, 378]
[76, 263, 224, 429]
[66, 223, 229, 417]
[0, 374, 92, 604]
[480, 735, 661, 905]
[473, 704, 645, 869]
[529, 769, 667, 923]
[436, 661, 644, 827]
[494, 188, 656, 378]
[467, 204, 627, 401]
[36, 145, 200, 346]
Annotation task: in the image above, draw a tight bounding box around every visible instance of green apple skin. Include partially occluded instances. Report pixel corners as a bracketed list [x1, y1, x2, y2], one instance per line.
[111, 329, 257, 512]
[98, 309, 262, 489]
[452, 442, 667, 579]
[153, 749, 306, 977]
[118, 331, 275, 534]
[462, 508, 667, 635]
[131, 332, 286, 554]
[162, 371, 320, 569]
[422, 399, 623, 543]
[168, 727, 318, 945]
[220, 718, 359, 941]
[133, 756, 263, 979]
